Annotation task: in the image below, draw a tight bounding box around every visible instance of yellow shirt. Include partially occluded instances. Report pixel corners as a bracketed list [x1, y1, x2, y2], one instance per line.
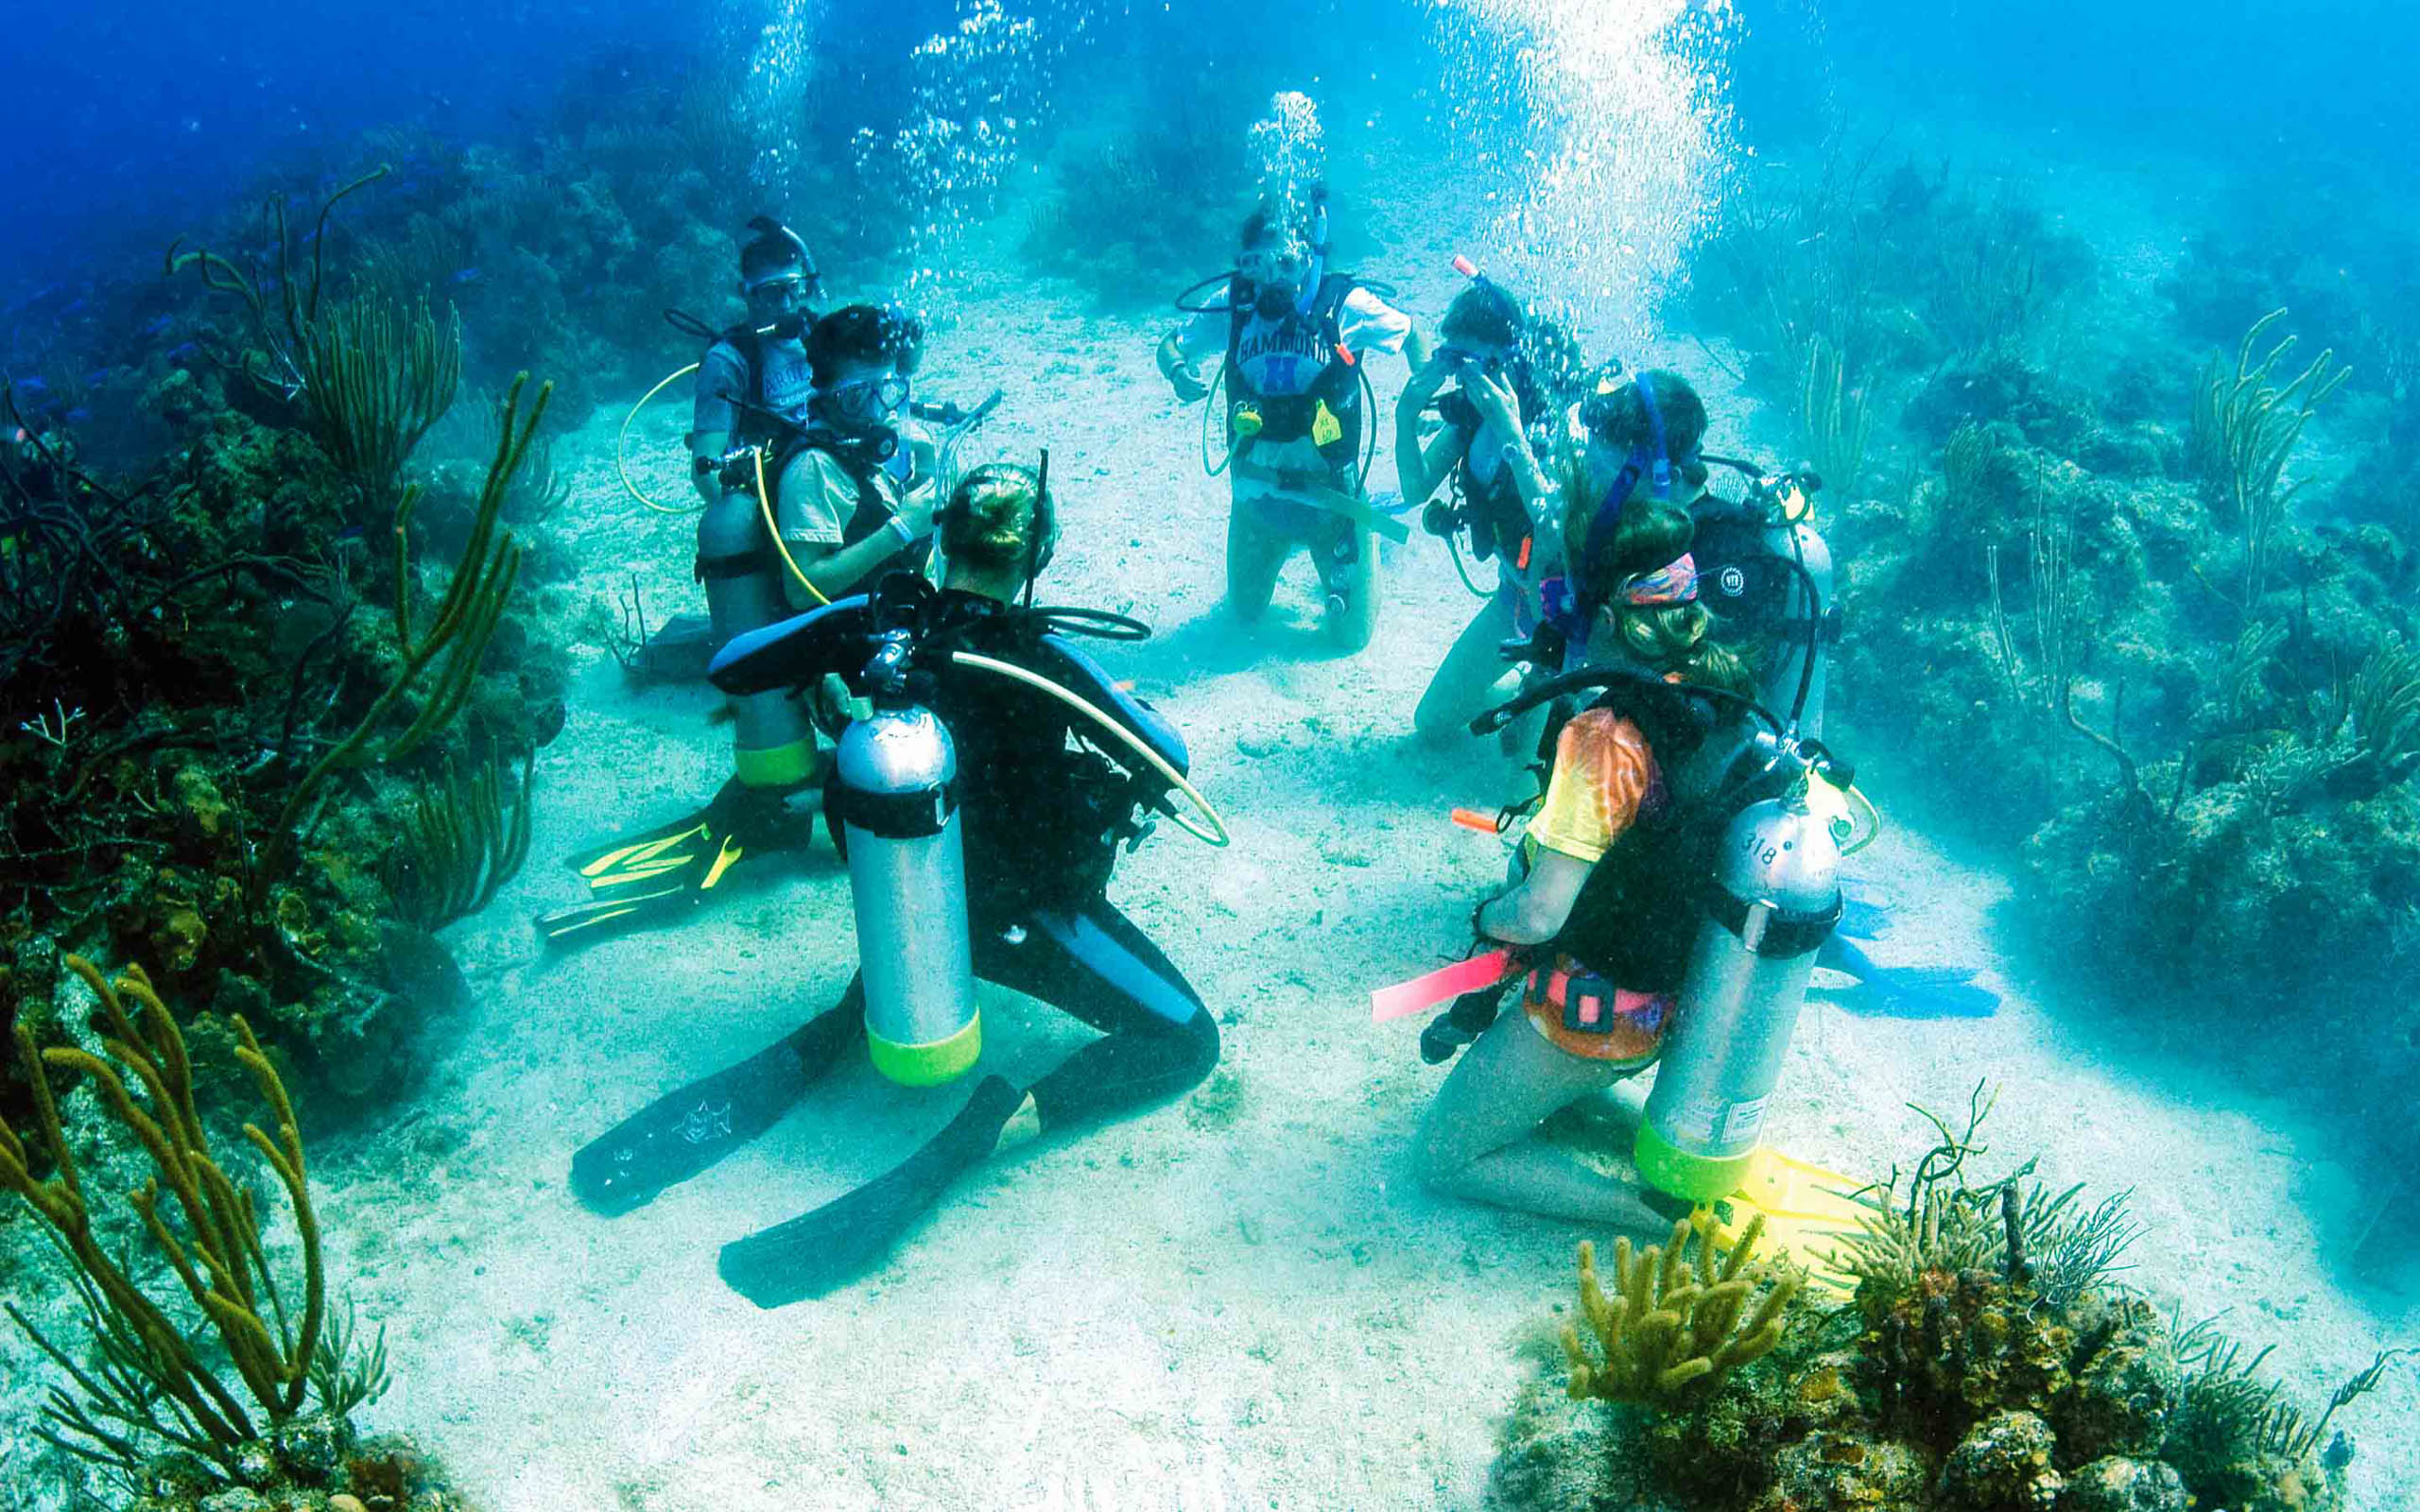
[1522, 708, 1671, 1065]
[1528, 708, 1657, 864]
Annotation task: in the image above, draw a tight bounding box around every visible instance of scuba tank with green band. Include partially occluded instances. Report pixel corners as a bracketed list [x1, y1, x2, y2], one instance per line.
[1633, 778, 1843, 1202]
[1467, 665, 1855, 1204]
[830, 631, 981, 1087]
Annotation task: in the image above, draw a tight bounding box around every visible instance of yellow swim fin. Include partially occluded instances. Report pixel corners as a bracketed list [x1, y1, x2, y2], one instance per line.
[1697, 1144, 1871, 1297]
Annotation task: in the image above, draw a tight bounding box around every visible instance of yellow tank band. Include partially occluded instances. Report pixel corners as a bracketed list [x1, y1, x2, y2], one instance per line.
[867, 1014, 983, 1087]
[734, 737, 816, 788]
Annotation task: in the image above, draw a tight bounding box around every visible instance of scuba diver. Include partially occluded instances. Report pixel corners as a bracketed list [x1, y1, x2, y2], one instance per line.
[767, 302, 939, 608]
[569, 464, 1228, 1307]
[1395, 264, 1589, 746]
[1407, 419, 1800, 1230]
[687, 215, 821, 507]
[537, 302, 937, 948]
[1155, 190, 1426, 649]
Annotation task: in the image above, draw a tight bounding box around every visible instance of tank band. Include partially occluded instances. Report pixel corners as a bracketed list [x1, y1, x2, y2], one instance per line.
[828, 778, 962, 839]
[696, 547, 775, 583]
[735, 736, 816, 788]
[868, 1013, 983, 1087]
[1708, 887, 1841, 959]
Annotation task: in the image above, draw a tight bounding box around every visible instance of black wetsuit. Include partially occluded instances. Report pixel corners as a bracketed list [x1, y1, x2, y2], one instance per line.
[571, 590, 1216, 1304]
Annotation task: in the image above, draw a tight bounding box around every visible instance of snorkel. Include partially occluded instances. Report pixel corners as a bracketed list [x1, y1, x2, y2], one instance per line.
[1294, 198, 1331, 317]
[1533, 369, 1682, 661]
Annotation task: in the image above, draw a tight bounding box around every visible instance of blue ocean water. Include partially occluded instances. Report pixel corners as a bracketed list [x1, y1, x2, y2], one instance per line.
[2, 1, 2416, 1507]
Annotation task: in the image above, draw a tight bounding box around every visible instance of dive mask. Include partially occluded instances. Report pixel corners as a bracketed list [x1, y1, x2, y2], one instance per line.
[827, 372, 910, 425]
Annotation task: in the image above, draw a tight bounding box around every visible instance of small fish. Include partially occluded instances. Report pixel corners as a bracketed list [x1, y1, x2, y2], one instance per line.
[143, 314, 174, 335]
[166, 342, 199, 360]
[331, 525, 367, 546]
[450, 266, 483, 285]
[84, 368, 113, 387]
[12, 376, 47, 393]
[65, 407, 91, 423]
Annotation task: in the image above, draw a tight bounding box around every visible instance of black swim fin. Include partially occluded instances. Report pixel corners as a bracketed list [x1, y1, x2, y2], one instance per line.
[717, 1074, 1025, 1308]
[570, 1012, 866, 1216]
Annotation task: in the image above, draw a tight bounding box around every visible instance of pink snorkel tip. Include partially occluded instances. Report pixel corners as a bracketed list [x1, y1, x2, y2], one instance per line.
[1451, 255, 1479, 280]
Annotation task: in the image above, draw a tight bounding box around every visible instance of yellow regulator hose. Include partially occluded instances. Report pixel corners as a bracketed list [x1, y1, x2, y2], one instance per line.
[619, 362, 706, 515]
[752, 448, 830, 608]
[947, 651, 1230, 847]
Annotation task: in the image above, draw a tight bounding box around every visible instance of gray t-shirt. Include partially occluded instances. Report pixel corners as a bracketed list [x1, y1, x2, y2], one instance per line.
[691, 332, 815, 440]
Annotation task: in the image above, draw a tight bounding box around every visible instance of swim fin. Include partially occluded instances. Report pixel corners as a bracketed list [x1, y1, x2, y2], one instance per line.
[1818, 936, 2000, 1019]
[1698, 1144, 1870, 1297]
[717, 1074, 1025, 1308]
[540, 780, 818, 948]
[570, 1010, 866, 1216]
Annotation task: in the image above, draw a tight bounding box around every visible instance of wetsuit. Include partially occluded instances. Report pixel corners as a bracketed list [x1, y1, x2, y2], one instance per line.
[570, 590, 1217, 1305]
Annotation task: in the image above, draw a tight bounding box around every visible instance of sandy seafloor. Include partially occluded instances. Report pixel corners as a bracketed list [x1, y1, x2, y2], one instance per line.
[9, 146, 2419, 1510]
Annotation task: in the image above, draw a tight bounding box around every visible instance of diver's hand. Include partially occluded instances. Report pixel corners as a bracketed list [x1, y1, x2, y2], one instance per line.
[1397, 355, 1455, 417]
[1466, 367, 1525, 437]
[891, 486, 938, 542]
[1167, 367, 1210, 404]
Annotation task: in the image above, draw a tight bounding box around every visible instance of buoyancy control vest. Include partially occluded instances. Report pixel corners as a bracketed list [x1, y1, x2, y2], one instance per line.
[1437, 388, 1546, 570]
[1223, 272, 1367, 473]
[711, 322, 817, 451]
[1538, 680, 1769, 996]
[918, 596, 1188, 907]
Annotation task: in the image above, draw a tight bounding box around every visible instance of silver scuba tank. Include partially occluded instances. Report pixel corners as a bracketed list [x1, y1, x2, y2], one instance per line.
[1762, 518, 1833, 738]
[1634, 781, 1843, 1204]
[833, 697, 980, 1086]
[700, 468, 818, 788]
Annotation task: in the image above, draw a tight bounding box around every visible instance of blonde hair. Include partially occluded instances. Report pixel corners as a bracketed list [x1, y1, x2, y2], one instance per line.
[940, 464, 1052, 576]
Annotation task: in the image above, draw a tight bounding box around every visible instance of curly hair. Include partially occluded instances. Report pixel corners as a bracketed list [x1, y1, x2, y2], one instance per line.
[940, 463, 1054, 576]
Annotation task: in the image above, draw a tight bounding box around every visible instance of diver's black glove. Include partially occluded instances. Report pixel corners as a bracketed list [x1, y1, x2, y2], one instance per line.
[1420, 980, 1515, 1065]
[1167, 368, 1209, 404]
[1422, 500, 1462, 540]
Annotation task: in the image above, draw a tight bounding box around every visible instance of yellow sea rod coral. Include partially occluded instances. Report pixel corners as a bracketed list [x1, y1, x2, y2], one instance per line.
[1562, 1213, 1802, 1409]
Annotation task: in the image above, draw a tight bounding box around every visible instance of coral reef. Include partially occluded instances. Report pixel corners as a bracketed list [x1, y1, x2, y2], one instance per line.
[0, 956, 471, 1509]
[2, 235, 564, 1122]
[1500, 1096, 2385, 1512]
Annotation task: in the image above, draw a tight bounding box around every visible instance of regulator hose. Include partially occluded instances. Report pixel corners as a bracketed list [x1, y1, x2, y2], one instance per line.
[752, 447, 831, 608]
[620, 362, 704, 514]
[947, 650, 1230, 848]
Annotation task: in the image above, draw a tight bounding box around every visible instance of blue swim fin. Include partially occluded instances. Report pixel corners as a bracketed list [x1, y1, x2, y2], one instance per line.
[1836, 876, 1893, 940]
[1836, 897, 1893, 942]
[1817, 936, 1999, 1019]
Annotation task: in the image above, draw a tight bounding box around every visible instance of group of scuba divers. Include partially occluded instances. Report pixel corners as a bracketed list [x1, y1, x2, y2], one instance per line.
[550, 199, 1993, 1310]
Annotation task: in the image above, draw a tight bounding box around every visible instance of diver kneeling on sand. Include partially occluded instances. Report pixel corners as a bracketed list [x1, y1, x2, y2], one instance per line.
[1155, 189, 1426, 649]
[570, 462, 1231, 1307]
[539, 303, 938, 947]
[1368, 369, 1865, 1259]
[1395, 260, 1588, 746]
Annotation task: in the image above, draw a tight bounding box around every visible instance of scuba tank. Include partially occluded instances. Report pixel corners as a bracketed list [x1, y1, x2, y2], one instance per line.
[1463, 665, 1852, 1205]
[698, 460, 818, 788]
[1633, 771, 1844, 1204]
[1766, 517, 1832, 738]
[830, 634, 980, 1086]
